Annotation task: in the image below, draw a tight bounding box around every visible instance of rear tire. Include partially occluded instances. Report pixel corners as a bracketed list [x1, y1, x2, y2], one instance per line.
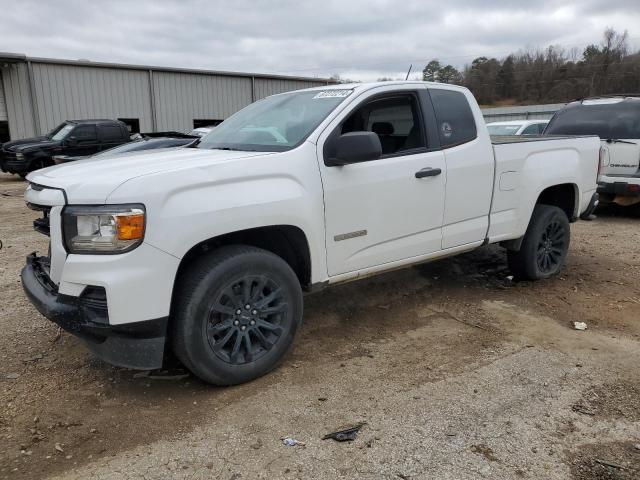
[172, 245, 303, 385]
[507, 204, 570, 280]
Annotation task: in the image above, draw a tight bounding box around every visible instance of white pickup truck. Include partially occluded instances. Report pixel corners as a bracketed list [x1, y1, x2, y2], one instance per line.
[22, 82, 600, 385]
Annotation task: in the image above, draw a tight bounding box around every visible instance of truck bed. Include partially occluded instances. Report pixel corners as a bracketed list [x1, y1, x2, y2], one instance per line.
[488, 134, 601, 244]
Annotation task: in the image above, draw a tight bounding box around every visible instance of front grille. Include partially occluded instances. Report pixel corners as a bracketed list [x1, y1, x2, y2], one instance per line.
[2, 150, 21, 168]
[2, 150, 17, 162]
[27, 203, 52, 236]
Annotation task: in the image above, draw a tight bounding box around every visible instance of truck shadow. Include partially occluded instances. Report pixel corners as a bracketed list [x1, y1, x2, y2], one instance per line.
[594, 202, 640, 219]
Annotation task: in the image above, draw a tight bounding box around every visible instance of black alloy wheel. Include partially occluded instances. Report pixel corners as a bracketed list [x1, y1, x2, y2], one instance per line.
[536, 219, 567, 274]
[205, 275, 288, 365]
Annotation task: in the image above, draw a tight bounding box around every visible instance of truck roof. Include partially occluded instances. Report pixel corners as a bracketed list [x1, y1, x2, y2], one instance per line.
[579, 94, 640, 102]
[291, 81, 470, 93]
[67, 119, 124, 125]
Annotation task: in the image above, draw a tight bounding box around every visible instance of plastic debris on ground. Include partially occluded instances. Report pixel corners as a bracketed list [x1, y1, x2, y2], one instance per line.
[281, 437, 306, 447]
[573, 321, 588, 331]
[322, 422, 366, 442]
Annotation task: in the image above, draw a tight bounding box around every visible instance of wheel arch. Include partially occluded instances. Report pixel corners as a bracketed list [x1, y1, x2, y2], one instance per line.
[502, 183, 578, 252]
[535, 183, 579, 221]
[173, 225, 312, 294]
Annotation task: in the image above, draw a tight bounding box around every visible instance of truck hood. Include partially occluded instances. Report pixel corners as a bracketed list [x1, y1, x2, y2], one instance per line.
[27, 147, 272, 203]
[3, 136, 58, 152]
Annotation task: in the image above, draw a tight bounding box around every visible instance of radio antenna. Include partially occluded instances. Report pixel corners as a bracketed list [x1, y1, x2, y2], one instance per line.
[405, 64, 412, 80]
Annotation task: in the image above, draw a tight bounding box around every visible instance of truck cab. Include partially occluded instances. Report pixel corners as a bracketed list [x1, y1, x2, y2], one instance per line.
[1, 119, 130, 177]
[21, 82, 600, 385]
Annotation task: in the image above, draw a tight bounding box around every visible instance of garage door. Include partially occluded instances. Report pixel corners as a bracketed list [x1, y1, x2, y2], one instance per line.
[0, 75, 6, 121]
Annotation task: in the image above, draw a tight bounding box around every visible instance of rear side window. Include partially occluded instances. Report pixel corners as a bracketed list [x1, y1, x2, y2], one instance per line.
[545, 100, 640, 139]
[100, 125, 125, 141]
[73, 125, 97, 140]
[429, 89, 477, 147]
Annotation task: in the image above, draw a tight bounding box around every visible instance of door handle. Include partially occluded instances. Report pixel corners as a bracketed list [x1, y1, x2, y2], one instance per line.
[415, 167, 442, 178]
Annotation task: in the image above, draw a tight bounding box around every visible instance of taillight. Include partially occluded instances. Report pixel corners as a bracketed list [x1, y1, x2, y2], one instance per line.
[597, 147, 605, 178]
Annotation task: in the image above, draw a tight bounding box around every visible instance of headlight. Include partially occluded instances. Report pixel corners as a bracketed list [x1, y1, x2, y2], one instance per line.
[62, 204, 145, 254]
[16, 153, 25, 160]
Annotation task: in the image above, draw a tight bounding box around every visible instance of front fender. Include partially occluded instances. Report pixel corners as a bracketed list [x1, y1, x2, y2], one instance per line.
[106, 144, 328, 283]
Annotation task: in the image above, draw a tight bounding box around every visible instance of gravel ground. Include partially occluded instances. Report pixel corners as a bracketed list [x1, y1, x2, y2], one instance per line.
[0, 172, 639, 480]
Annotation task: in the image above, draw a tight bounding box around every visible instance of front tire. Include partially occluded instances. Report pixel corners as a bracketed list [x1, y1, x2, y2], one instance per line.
[172, 245, 303, 385]
[507, 204, 570, 280]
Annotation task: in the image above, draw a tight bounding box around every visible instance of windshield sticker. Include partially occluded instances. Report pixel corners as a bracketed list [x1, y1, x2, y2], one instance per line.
[313, 89, 353, 99]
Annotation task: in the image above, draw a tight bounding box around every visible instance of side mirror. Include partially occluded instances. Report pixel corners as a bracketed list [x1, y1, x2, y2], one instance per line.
[66, 136, 78, 146]
[327, 131, 382, 166]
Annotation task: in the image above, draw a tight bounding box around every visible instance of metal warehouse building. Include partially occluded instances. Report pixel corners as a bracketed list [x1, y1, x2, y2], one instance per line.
[0, 52, 331, 142]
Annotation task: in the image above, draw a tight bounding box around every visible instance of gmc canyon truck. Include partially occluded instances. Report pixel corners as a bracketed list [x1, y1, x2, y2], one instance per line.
[21, 82, 600, 385]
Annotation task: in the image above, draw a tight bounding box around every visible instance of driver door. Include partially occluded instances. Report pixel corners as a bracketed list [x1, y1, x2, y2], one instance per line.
[66, 125, 99, 156]
[318, 88, 446, 276]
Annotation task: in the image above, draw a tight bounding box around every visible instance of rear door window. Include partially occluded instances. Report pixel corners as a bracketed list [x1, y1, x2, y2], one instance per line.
[72, 125, 97, 141]
[429, 89, 477, 147]
[100, 125, 125, 141]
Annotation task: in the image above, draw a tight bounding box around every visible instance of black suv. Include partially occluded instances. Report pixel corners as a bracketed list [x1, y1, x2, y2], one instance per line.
[0, 119, 130, 177]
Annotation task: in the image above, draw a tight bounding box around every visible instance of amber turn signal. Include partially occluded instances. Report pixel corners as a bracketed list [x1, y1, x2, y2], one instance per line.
[116, 214, 145, 240]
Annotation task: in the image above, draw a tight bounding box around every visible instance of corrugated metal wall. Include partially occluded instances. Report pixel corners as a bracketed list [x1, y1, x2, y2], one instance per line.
[0, 57, 330, 140]
[482, 103, 565, 123]
[152, 71, 253, 131]
[253, 78, 326, 100]
[2, 63, 36, 139]
[0, 75, 7, 121]
[31, 63, 153, 133]
[152, 74, 328, 130]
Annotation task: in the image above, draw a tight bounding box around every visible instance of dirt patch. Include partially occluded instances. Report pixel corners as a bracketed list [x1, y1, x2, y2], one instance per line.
[572, 382, 640, 422]
[471, 443, 499, 462]
[569, 442, 640, 480]
[2, 173, 640, 480]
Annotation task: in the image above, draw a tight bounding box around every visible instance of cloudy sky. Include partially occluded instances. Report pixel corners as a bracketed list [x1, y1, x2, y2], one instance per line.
[1, 0, 639, 81]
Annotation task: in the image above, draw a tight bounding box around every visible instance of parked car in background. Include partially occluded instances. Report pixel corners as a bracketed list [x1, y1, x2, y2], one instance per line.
[188, 126, 216, 137]
[486, 120, 549, 136]
[544, 95, 640, 206]
[0, 119, 130, 177]
[22, 82, 600, 385]
[53, 132, 198, 164]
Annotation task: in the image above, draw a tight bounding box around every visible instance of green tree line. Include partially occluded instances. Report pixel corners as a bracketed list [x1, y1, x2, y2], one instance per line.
[422, 29, 640, 105]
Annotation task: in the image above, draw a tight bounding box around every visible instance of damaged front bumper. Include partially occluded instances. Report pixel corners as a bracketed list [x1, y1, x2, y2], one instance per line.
[21, 253, 167, 370]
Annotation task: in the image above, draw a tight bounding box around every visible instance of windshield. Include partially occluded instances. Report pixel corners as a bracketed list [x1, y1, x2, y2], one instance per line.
[197, 89, 353, 152]
[92, 139, 191, 158]
[487, 124, 523, 135]
[93, 140, 148, 158]
[189, 129, 211, 137]
[50, 123, 74, 141]
[545, 100, 640, 139]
